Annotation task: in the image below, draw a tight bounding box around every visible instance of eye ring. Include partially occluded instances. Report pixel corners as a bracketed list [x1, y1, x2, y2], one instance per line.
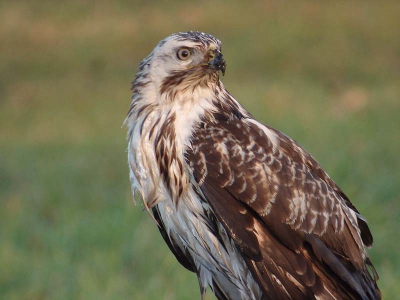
[177, 48, 191, 61]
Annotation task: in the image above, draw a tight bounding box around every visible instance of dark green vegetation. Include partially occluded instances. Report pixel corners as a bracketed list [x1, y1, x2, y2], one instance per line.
[1, 1, 399, 299]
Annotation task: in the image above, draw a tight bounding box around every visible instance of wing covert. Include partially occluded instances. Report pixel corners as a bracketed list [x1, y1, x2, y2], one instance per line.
[185, 113, 380, 299]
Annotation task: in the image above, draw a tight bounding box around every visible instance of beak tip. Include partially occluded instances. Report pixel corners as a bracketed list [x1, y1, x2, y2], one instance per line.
[209, 49, 226, 76]
[216, 58, 226, 76]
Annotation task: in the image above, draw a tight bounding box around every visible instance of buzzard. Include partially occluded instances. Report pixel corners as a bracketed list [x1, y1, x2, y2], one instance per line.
[125, 31, 381, 300]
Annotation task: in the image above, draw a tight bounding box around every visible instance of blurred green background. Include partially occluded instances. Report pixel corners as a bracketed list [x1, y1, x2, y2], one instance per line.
[1, 1, 399, 299]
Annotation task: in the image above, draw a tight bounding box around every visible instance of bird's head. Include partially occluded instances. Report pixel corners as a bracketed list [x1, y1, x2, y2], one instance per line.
[133, 31, 226, 101]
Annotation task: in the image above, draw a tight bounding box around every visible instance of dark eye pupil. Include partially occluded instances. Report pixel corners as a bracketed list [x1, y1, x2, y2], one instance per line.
[178, 49, 190, 60]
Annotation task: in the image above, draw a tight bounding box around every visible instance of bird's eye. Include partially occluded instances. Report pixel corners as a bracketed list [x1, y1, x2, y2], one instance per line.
[177, 48, 191, 61]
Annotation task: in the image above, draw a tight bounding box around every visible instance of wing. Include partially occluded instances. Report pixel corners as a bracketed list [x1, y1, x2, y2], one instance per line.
[185, 111, 381, 300]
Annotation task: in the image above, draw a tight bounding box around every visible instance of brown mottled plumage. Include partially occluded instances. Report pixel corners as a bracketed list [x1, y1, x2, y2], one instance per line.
[125, 31, 381, 299]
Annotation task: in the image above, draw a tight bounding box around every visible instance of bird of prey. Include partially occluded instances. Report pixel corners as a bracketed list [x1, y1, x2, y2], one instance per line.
[125, 31, 381, 300]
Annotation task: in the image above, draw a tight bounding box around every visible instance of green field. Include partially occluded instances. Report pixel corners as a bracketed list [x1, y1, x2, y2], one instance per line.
[1, 1, 399, 299]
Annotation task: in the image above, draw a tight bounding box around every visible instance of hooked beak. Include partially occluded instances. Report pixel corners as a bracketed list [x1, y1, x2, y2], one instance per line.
[208, 49, 226, 76]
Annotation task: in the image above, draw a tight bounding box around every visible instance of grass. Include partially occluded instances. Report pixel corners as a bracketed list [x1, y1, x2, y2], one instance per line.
[1, 1, 399, 299]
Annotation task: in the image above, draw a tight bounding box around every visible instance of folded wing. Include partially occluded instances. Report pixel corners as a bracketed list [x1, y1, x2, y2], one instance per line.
[185, 112, 381, 300]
